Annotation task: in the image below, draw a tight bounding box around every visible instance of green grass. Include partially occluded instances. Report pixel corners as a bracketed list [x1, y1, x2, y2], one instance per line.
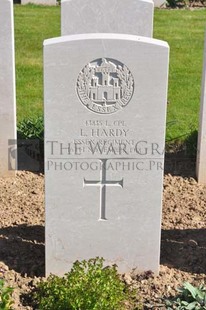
[154, 9, 205, 142]
[14, 5, 206, 143]
[14, 4, 60, 121]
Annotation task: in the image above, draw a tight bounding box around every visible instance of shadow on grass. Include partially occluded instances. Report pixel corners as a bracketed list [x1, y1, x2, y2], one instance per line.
[0, 224, 45, 277]
[164, 130, 197, 178]
[161, 228, 206, 274]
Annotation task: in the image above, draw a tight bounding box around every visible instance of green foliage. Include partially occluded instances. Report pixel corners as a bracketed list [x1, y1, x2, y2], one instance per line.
[166, 282, 206, 309]
[166, 0, 206, 8]
[17, 116, 44, 141]
[34, 257, 142, 310]
[166, 0, 180, 8]
[0, 279, 14, 310]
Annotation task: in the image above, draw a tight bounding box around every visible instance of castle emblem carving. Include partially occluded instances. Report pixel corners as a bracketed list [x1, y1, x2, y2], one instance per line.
[76, 58, 134, 114]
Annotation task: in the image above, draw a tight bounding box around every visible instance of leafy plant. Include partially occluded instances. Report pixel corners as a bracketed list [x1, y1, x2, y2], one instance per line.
[17, 116, 44, 141]
[166, 0, 180, 8]
[166, 0, 206, 8]
[34, 257, 142, 310]
[0, 279, 14, 310]
[165, 282, 206, 309]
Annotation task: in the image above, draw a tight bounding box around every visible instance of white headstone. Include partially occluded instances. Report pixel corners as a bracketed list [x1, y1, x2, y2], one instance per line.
[61, 0, 154, 37]
[44, 33, 169, 276]
[0, 0, 17, 177]
[153, 0, 166, 7]
[197, 33, 206, 184]
[21, 0, 56, 5]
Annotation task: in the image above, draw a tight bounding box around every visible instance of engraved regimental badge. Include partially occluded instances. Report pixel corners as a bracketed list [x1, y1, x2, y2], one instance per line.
[76, 58, 134, 114]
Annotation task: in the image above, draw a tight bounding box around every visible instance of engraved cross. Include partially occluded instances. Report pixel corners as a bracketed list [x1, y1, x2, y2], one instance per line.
[83, 159, 123, 220]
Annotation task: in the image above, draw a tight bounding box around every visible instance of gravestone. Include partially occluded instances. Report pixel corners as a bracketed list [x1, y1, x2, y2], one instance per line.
[61, 0, 154, 37]
[197, 33, 206, 184]
[153, 0, 166, 7]
[44, 33, 169, 276]
[21, 0, 56, 5]
[0, 0, 17, 177]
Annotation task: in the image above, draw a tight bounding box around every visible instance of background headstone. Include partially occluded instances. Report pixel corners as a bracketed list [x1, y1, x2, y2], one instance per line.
[61, 0, 154, 37]
[21, 0, 56, 5]
[44, 33, 169, 276]
[197, 32, 206, 184]
[153, 0, 166, 7]
[0, 0, 17, 177]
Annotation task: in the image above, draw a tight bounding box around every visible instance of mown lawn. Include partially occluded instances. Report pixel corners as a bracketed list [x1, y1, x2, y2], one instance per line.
[14, 5, 206, 143]
[154, 9, 205, 143]
[14, 4, 60, 121]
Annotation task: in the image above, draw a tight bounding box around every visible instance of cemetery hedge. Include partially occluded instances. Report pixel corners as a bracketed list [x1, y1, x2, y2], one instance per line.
[14, 5, 206, 146]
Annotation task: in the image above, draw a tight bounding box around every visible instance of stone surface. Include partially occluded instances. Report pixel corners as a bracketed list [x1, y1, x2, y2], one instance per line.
[197, 33, 206, 184]
[0, 0, 16, 177]
[61, 0, 154, 37]
[44, 33, 169, 276]
[21, 0, 56, 5]
[153, 0, 166, 7]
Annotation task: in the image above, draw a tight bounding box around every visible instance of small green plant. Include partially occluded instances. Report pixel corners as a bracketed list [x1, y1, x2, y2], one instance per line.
[34, 257, 142, 310]
[17, 116, 44, 141]
[0, 279, 14, 310]
[165, 282, 206, 310]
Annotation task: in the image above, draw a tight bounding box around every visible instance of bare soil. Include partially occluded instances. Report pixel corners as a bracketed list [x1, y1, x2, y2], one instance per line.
[0, 160, 206, 309]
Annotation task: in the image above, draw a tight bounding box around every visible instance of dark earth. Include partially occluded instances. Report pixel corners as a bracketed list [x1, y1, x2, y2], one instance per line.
[0, 155, 206, 309]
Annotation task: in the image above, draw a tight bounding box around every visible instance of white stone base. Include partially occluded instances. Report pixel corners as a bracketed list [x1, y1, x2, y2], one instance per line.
[21, 0, 57, 5]
[0, 0, 17, 177]
[196, 33, 206, 184]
